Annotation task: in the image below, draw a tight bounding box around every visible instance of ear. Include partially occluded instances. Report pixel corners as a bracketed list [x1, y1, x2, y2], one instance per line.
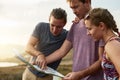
[84, 0, 91, 10]
[85, 0, 91, 4]
[99, 22, 105, 30]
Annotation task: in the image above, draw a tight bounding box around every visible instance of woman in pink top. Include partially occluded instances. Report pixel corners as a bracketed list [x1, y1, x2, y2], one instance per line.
[85, 8, 120, 80]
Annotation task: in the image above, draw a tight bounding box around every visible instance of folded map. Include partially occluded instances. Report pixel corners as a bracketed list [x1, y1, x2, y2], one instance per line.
[13, 48, 64, 78]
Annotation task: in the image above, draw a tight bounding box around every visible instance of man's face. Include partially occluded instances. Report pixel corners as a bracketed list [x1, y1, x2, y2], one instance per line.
[68, 0, 89, 19]
[49, 16, 66, 36]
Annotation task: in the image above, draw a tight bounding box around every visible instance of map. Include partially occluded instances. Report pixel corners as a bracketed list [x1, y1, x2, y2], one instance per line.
[13, 48, 64, 78]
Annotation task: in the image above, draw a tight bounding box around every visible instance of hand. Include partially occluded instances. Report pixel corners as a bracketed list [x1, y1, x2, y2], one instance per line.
[63, 72, 81, 80]
[35, 54, 47, 70]
[72, 17, 80, 24]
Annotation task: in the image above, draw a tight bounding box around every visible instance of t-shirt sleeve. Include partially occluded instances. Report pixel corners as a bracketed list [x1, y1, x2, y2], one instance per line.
[66, 24, 74, 42]
[99, 39, 105, 47]
[32, 23, 43, 39]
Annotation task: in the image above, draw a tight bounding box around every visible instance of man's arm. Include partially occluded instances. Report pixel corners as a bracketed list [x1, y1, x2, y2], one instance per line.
[46, 39, 72, 64]
[25, 36, 46, 67]
[64, 46, 104, 80]
[79, 46, 104, 77]
[25, 36, 43, 57]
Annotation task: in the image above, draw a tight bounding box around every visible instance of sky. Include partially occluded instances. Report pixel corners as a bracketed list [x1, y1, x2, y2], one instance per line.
[0, 0, 120, 45]
[0, 0, 74, 45]
[0, 0, 120, 58]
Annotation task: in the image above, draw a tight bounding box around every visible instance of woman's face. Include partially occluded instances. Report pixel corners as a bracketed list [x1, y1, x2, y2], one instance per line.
[85, 20, 103, 41]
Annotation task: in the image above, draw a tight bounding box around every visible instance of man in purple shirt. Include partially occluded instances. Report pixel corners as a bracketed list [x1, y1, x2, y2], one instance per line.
[38, 0, 104, 80]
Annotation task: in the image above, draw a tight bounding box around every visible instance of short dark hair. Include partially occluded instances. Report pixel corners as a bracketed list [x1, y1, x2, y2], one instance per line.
[67, 0, 91, 4]
[50, 8, 67, 22]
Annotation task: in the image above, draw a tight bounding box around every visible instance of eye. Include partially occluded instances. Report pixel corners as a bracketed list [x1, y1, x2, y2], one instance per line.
[71, 5, 79, 10]
[57, 26, 62, 29]
[51, 24, 54, 27]
[88, 28, 91, 30]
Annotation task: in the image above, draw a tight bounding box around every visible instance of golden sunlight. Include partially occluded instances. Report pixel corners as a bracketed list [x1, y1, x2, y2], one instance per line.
[0, 44, 24, 59]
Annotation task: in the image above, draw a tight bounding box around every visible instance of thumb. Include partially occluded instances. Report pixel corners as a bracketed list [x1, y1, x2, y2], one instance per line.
[31, 61, 36, 65]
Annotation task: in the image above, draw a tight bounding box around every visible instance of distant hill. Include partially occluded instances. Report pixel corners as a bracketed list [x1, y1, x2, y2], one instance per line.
[0, 44, 27, 62]
[0, 44, 73, 66]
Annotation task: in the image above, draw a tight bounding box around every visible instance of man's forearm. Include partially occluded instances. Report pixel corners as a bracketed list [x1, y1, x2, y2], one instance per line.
[78, 60, 102, 78]
[25, 45, 43, 57]
[46, 49, 65, 64]
[46, 40, 72, 64]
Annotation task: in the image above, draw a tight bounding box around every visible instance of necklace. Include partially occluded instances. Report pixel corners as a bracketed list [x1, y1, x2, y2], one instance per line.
[105, 35, 116, 45]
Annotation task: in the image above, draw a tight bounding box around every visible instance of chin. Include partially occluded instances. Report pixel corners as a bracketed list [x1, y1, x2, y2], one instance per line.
[93, 37, 98, 41]
[53, 34, 58, 36]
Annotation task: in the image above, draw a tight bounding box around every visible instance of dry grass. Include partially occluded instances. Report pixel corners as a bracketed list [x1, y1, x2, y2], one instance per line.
[0, 65, 25, 80]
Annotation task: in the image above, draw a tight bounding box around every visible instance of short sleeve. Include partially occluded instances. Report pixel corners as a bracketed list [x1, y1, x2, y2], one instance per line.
[66, 24, 74, 42]
[99, 39, 105, 47]
[32, 22, 43, 39]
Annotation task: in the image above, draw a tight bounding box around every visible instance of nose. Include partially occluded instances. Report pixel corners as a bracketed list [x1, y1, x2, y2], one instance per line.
[72, 9, 77, 15]
[73, 10, 77, 15]
[53, 27, 58, 33]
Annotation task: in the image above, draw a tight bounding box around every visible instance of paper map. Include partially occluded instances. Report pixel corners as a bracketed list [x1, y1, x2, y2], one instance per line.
[13, 49, 64, 78]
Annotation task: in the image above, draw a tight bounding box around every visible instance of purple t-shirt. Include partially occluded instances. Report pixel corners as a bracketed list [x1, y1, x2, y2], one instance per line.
[66, 19, 103, 80]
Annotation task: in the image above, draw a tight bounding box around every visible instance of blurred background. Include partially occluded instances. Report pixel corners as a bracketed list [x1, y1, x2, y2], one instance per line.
[0, 0, 120, 80]
[0, 0, 120, 59]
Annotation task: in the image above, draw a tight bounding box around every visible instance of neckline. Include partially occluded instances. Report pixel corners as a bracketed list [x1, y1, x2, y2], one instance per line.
[105, 35, 116, 45]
